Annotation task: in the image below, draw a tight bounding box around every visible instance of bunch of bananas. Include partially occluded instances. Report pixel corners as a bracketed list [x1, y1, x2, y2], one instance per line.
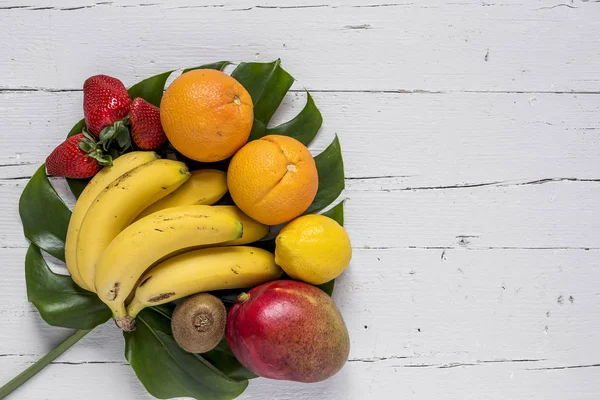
[64, 152, 283, 331]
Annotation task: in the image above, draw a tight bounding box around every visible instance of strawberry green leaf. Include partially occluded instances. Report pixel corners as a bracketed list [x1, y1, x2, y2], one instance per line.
[125, 307, 248, 400]
[77, 141, 93, 153]
[81, 129, 95, 142]
[264, 91, 322, 145]
[19, 165, 71, 261]
[99, 126, 116, 151]
[114, 122, 131, 149]
[88, 151, 113, 167]
[183, 61, 231, 74]
[26, 243, 111, 329]
[109, 148, 120, 159]
[98, 126, 114, 143]
[128, 70, 175, 107]
[306, 135, 345, 214]
[231, 59, 294, 125]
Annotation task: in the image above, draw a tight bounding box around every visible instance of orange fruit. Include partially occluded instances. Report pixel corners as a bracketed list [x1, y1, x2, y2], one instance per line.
[160, 69, 254, 162]
[227, 135, 319, 225]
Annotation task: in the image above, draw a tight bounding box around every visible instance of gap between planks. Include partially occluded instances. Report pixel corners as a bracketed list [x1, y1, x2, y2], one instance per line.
[2, 353, 599, 371]
[1, 175, 599, 189]
[0, 2, 544, 12]
[0, 2, 595, 12]
[3, 88, 600, 95]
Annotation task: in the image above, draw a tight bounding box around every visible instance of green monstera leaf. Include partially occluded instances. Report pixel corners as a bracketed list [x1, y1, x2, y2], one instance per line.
[25, 244, 111, 329]
[125, 306, 249, 400]
[19, 165, 71, 261]
[307, 135, 345, 214]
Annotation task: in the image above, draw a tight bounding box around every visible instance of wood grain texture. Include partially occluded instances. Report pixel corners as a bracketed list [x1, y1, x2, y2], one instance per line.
[1, 0, 599, 398]
[0, 0, 599, 92]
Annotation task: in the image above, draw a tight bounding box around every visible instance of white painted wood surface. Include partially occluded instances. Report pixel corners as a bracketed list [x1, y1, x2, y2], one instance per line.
[1, 0, 600, 399]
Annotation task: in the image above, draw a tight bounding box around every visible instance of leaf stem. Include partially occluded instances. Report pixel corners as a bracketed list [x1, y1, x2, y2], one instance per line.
[0, 329, 91, 399]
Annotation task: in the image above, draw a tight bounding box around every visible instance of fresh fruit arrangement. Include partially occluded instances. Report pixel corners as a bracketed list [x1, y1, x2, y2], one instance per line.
[5, 60, 348, 400]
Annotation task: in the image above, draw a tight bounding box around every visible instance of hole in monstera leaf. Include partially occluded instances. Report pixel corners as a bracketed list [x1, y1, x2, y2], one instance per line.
[39, 247, 70, 276]
[48, 176, 78, 210]
[265, 89, 305, 129]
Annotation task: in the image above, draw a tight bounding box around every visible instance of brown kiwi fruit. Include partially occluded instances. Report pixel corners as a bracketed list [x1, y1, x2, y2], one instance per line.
[171, 293, 227, 353]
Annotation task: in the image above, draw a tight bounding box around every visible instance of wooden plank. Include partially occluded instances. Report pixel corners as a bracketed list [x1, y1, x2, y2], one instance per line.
[1, 91, 599, 185]
[0, 1, 598, 92]
[346, 181, 600, 249]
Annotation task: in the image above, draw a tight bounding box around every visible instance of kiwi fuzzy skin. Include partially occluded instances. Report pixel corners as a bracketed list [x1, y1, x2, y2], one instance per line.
[172, 293, 227, 353]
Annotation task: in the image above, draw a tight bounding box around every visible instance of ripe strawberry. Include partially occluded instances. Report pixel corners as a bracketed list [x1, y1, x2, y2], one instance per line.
[46, 133, 111, 178]
[83, 75, 131, 138]
[129, 97, 168, 150]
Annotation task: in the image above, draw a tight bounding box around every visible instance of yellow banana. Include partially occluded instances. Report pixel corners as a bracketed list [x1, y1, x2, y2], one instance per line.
[136, 169, 228, 220]
[94, 205, 243, 326]
[127, 246, 283, 319]
[76, 159, 190, 290]
[135, 205, 269, 263]
[65, 151, 159, 290]
[212, 205, 269, 245]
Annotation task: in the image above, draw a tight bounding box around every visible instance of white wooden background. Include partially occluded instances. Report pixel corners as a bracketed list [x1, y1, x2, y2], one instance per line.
[1, 0, 600, 399]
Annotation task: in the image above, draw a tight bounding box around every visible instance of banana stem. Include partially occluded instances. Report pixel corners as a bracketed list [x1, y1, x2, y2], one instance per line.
[0, 329, 91, 399]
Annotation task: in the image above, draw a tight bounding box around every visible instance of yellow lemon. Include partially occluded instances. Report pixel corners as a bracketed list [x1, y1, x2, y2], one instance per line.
[275, 214, 352, 285]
